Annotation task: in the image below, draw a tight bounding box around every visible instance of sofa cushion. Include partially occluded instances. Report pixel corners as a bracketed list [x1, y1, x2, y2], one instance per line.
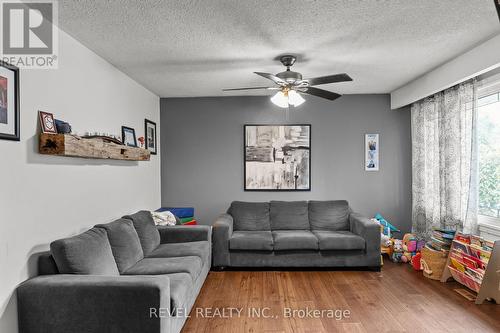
[272, 230, 318, 250]
[147, 241, 209, 263]
[165, 273, 193, 314]
[228, 201, 270, 231]
[312, 230, 365, 250]
[123, 211, 160, 256]
[270, 201, 309, 230]
[123, 256, 202, 280]
[95, 219, 144, 273]
[50, 228, 119, 275]
[309, 200, 350, 231]
[229, 231, 273, 251]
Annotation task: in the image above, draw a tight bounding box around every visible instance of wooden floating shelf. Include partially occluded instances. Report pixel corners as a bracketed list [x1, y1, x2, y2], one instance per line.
[39, 133, 150, 161]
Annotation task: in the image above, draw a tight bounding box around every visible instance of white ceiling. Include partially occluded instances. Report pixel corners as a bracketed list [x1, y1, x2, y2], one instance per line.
[58, 0, 500, 98]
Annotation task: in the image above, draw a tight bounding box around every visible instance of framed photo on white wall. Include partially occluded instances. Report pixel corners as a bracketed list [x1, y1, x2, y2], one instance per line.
[0, 62, 19, 141]
[365, 133, 379, 171]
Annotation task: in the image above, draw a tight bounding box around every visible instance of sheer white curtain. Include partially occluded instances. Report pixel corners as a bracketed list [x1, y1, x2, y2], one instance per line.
[411, 81, 478, 238]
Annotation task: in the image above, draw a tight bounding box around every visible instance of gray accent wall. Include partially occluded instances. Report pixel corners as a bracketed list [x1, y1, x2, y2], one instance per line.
[160, 95, 412, 233]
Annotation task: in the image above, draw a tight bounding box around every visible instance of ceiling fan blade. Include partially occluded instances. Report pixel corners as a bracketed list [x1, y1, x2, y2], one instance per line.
[222, 87, 279, 91]
[254, 72, 287, 86]
[306, 73, 352, 86]
[302, 87, 341, 101]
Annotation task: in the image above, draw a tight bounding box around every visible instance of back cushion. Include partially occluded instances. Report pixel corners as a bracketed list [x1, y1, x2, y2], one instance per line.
[309, 200, 350, 231]
[50, 228, 119, 275]
[270, 201, 309, 230]
[228, 201, 270, 231]
[123, 211, 160, 256]
[95, 219, 144, 273]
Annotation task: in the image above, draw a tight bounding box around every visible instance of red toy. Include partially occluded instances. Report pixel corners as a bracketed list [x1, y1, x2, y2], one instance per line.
[411, 252, 422, 270]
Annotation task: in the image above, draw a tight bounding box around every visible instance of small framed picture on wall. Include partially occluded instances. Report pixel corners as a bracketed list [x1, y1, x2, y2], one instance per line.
[144, 119, 157, 155]
[38, 111, 57, 134]
[0, 62, 19, 141]
[121, 126, 137, 147]
[365, 133, 379, 171]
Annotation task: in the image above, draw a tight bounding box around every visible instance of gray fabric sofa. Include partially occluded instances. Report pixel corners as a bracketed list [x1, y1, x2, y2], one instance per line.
[212, 201, 380, 269]
[17, 211, 211, 333]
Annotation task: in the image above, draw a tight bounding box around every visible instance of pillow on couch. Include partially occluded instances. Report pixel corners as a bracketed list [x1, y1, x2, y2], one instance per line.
[308, 200, 350, 231]
[270, 201, 309, 230]
[50, 227, 119, 275]
[228, 201, 270, 231]
[123, 210, 160, 255]
[95, 219, 144, 273]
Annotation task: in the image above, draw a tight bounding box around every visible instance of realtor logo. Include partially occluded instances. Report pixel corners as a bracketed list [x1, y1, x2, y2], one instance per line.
[0, 0, 58, 68]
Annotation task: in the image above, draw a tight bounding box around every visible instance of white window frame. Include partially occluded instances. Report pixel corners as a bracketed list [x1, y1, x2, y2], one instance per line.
[477, 77, 500, 239]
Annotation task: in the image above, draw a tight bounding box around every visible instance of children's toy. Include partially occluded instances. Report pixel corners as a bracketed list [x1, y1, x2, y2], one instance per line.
[401, 233, 416, 263]
[374, 213, 400, 237]
[411, 252, 422, 270]
[392, 239, 404, 262]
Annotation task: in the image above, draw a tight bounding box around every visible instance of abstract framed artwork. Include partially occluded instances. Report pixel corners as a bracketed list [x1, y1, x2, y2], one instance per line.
[244, 124, 311, 191]
[0, 62, 20, 141]
[145, 119, 157, 155]
[365, 133, 379, 171]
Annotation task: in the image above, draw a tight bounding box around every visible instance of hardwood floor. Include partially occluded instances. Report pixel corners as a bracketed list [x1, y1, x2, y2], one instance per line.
[182, 260, 500, 333]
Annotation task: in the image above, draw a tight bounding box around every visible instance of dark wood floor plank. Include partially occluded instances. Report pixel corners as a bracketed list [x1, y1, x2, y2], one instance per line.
[182, 262, 499, 332]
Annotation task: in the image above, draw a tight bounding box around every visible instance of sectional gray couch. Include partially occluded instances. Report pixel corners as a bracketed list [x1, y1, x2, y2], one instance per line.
[17, 211, 211, 333]
[212, 201, 380, 269]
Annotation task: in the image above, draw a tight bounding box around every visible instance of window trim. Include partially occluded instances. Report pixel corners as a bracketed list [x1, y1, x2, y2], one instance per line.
[477, 82, 500, 234]
[478, 215, 500, 240]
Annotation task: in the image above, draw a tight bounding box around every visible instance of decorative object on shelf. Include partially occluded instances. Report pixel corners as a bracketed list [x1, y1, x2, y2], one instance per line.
[121, 126, 137, 147]
[55, 119, 72, 134]
[39, 133, 150, 161]
[39, 111, 57, 134]
[440, 232, 499, 304]
[145, 119, 157, 155]
[365, 133, 379, 171]
[137, 136, 145, 148]
[81, 135, 123, 145]
[0, 61, 19, 141]
[244, 124, 311, 191]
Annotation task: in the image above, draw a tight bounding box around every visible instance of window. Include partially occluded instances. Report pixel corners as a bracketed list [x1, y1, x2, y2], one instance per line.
[477, 89, 500, 224]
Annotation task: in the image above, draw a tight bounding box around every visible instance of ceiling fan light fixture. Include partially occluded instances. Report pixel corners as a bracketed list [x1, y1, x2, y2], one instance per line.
[288, 90, 305, 107]
[270, 91, 289, 108]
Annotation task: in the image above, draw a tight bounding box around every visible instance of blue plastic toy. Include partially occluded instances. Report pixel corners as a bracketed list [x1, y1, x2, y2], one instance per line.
[374, 213, 400, 236]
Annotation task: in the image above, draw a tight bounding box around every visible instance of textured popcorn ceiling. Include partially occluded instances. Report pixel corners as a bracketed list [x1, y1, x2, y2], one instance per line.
[58, 0, 500, 97]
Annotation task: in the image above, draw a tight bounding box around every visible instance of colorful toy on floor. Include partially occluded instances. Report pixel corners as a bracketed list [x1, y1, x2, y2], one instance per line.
[401, 233, 426, 263]
[411, 252, 423, 270]
[374, 213, 400, 237]
[392, 239, 404, 262]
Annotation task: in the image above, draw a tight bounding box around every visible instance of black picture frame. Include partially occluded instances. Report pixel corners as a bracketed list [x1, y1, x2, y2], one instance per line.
[244, 124, 311, 192]
[0, 62, 20, 141]
[121, 126, 137, 147]
[144, 119, 157, 155]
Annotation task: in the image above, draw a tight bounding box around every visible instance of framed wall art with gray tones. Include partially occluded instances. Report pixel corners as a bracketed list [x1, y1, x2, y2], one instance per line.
[0, 62, 19, 141]
[244, 124, 311, 191]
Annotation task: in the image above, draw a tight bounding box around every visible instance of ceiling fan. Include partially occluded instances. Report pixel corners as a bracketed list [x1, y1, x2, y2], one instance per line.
[222, 55, 353, 108]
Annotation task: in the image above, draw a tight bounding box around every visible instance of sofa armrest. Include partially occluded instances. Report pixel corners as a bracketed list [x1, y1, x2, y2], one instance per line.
[349, 212, 381, 255]
[157, 225, 211, 244]
[212, 213, 233, 267]
[17, 274, 170, 333]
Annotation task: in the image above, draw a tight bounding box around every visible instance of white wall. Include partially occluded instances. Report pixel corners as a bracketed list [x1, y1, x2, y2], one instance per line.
[391, 33, 500, 109]
[0, 30, 160, 332]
